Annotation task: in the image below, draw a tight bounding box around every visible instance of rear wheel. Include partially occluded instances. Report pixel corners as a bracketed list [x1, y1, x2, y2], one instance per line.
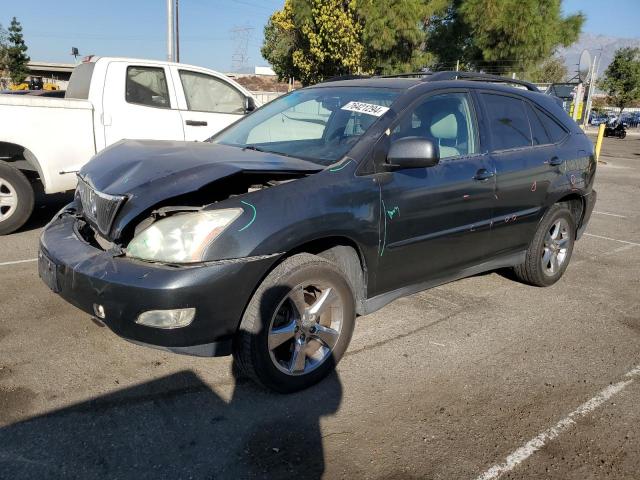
[233, 253, 355, 393]
[0, 163, 34, 235]
[513, 204, 575, 287]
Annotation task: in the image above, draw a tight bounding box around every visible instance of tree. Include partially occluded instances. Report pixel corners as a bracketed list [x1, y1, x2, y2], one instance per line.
[6, 17, 30, 84]
[262, 0, 447, 84]
[428, 0, 584, 75]
[0, 23, 8, 80]
[262, 0, 363, 86]
[356, 0, 446, 74]
[527, 56, 568, 83]
[598, 47, 640, 114]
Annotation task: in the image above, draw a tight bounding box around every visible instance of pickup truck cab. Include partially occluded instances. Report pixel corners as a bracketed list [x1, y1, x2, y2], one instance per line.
[0, 56, 258, 234]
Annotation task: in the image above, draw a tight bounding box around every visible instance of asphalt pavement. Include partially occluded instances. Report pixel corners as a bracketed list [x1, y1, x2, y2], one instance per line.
[0, 135, 638, 479]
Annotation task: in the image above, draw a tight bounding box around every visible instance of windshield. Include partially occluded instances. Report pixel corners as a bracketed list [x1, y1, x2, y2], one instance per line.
[211, 87, 400, 165]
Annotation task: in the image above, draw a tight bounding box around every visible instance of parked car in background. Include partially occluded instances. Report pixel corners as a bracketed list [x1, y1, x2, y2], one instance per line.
[0, 57, 259, 234]
[39, 72, 596, 392]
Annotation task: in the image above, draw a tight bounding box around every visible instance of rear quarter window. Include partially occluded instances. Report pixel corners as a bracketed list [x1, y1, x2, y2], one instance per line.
[533, 105, 568, 143]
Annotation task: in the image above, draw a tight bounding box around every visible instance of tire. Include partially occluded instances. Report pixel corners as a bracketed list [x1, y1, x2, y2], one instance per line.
[619, 130, 626, 139]
[0, 163, 35, 235]
[233, 253, 356, 393]
[513, 204, 576, 287]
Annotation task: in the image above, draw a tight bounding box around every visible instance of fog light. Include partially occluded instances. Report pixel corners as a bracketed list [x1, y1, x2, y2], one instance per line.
[93, 304, 106, 319]
[136, 308, 196, 329]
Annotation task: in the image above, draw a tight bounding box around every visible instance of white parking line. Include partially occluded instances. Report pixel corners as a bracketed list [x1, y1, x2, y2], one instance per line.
[584, 233, 640, 247]
[593, 210, 627, 218]
[475, 365, 640, 480]
[0, 258, 38, 267]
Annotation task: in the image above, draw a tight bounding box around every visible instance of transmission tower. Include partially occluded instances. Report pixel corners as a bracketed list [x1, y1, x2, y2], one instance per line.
[230, 25, 254, 72]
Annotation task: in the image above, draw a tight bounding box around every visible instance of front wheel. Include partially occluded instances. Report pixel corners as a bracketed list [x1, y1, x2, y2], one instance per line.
[513, 204, 576, 287]
[0, 163, 35, 235]
[233, 253, 356, 393]
[618, 130, 627, 139]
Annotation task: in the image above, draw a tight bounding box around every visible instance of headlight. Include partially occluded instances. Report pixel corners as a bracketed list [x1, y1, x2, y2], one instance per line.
[126, 208, 243, 263]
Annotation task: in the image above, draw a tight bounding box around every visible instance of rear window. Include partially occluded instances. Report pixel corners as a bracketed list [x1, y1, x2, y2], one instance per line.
[482, 93, 532, 151]
[125, 66, 171, 109]
[65, 62, 96, 99]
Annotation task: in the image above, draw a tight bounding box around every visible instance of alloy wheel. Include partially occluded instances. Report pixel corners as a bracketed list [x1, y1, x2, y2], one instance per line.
[268, 281, 344, 376]
[0, 177, 18, 222]
[542, 218, 570, 276]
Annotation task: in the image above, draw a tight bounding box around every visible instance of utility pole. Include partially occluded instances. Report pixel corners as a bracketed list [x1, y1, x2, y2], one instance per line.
[175, 0, 180, 63]
[166, 0, 174, 62]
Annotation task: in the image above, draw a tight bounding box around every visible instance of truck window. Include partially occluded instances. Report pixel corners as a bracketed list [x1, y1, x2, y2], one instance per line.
[179, 70, 245, 114]
[482, 93, 532, 151]
[125, 66, 171, 109]
[65, 62, 96, 99]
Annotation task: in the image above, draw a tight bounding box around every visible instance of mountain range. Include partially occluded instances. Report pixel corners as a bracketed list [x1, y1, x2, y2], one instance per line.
[558, 32, 640, 80]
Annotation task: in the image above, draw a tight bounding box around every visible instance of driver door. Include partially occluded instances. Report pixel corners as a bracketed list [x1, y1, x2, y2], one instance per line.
[375, 90, 496, 294]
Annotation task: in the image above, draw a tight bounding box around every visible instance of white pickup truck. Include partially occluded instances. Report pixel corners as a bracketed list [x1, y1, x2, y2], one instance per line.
[0, 56, 259, 234]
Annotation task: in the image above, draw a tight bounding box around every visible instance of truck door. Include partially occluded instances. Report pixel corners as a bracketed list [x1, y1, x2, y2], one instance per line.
[172, 67, 248, 141]
[101, 62, 185, 147]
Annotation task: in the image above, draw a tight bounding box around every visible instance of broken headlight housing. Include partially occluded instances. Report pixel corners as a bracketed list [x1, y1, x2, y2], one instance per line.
[126, 208, 243, 263]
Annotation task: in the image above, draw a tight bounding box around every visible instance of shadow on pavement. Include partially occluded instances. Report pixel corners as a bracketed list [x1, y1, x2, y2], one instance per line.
[16, 190, 74, 234]
[0, 368, 342, 479]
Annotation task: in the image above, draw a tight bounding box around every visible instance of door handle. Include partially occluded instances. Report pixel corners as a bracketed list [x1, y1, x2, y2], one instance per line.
[473, 169, 495, 181]
[186, 120, 208, 126]
[549, 156, 563, 166]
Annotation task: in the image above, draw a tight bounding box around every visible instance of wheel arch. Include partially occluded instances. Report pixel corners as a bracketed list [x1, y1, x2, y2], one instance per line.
[283, 236, 368, 315]
[555, 192, 585, 234]
[0, 141, 46, 189]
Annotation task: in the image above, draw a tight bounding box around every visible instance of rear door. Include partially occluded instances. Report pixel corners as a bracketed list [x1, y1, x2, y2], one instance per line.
[479, 92, 567, 255]
[172, 68, 248, 141]
[101, 62, 184, 146]
[375, 90, 496, 294]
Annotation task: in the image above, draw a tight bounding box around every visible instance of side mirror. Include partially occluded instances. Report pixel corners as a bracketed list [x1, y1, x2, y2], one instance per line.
[245, 96, 257, 113]
[386, 136, 439, 170]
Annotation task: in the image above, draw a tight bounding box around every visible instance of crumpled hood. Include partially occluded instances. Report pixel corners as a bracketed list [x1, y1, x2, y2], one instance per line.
[79, 139, 322, 240]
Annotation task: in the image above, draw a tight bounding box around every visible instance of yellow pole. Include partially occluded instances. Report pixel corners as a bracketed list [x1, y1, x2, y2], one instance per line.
[595, 123, 606, 161]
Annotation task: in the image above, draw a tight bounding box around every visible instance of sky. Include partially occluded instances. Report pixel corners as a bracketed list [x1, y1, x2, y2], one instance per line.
[1, 0, 639, 72]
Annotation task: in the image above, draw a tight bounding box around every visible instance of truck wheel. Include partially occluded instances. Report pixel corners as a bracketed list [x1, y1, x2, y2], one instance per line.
[513, 204, 575, 287]
[233, 253, 355, 393]
[0, 163, 35, 235]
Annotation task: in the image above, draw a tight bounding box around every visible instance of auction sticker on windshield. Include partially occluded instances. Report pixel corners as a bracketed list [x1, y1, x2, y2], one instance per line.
[341, 101, 390, 117]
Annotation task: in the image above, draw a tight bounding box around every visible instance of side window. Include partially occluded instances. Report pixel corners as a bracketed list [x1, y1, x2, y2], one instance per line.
[534, 106, 568, 143]
[179, 70, 245, 114]
[126, 66, 170, 108]
[482, 93, 531, 150]
[391, 92, 478, 158]
[525, 102, 550, 145]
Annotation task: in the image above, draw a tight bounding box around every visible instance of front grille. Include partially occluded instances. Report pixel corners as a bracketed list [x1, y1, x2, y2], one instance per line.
[76, 177, 126, 236]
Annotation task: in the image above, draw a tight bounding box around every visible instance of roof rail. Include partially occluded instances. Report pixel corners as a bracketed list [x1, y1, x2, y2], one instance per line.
[323, 74, 371, 82]
[377, 72, 433, 78]
[426, 71, 539, 92]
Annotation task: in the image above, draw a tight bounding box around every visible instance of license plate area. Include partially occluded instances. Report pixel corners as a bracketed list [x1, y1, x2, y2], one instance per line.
[38, 249, 60, 293]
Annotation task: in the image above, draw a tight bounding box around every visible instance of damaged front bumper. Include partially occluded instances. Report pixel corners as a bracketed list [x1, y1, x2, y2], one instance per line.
[39, 211, 278, 357]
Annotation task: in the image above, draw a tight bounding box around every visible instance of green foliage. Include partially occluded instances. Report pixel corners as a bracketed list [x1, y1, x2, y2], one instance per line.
[428, 0, 583, 75]
[357, 0, 446, 74]
[598, 47, 640, 113]
[0, 22, 8, 77]
[6, 17, 30, 84]
[262, 0, 363, 86]
[527, 56, 568, 83]
[262, 0, 448, 84]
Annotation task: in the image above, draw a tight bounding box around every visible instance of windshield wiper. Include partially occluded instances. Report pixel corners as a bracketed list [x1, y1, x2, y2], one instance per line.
[242, 144, 266, 152]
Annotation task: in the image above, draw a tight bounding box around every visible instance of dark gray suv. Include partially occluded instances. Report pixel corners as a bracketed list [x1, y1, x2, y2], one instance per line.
[39, 72, 596, 392]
